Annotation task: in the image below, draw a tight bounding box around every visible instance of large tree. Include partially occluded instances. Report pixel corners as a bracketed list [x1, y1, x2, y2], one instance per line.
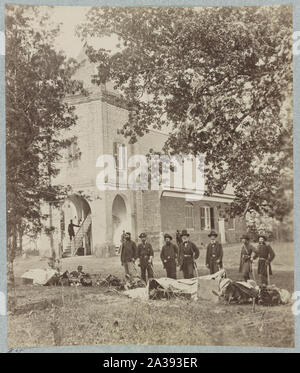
[6, 5, 82, 283]
[78, 6, 293, 220]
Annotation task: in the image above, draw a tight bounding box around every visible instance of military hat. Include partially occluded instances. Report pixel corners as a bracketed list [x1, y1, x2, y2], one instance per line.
[164, 233, 172, 240]
[181, 229, 190, 237]
[139, 232, 147, 239]
[258, 234, 267, 241]
[240, 234, 250, 241]
[208, 230, 218, 238]
[125, 232, 131, 236]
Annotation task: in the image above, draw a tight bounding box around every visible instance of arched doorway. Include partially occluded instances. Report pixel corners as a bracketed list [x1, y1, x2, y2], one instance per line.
[62, 194, 92, 255]
[112, 194, 131, 248]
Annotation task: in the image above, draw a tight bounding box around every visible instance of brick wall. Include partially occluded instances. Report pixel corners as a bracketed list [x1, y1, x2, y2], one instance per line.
[141, 191, 162, 251]
[53, 98, 103, 190]
[160, 196, 246, 246]
[225, 216, 247, 243]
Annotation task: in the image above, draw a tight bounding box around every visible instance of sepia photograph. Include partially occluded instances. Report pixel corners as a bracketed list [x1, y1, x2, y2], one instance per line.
[4, 3, 295, 349]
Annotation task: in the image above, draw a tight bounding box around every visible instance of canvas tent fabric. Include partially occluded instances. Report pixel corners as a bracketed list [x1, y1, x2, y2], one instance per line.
[124, 269, 227, 301]
[149, 277, 198, 300]
[21, 268, 57, 285]
[197, 269, 226, 302]
[278, 288, 291, 304]
[124, 277, 198, 300]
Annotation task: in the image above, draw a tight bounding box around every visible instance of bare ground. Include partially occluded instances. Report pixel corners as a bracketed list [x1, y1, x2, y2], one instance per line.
[7, 241, 295, 348]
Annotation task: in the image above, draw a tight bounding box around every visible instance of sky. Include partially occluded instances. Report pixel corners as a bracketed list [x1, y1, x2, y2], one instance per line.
[49, 6, 119, 59]
[51, 6, 89, 58]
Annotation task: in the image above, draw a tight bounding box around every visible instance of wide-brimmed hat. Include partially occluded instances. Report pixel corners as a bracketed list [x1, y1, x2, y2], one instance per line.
[139, 232, 147, 239]
[240, 234, 250, 241]
[125, 232, 131, 236]
[208, 230, 218, 238]
[164, 233, 172, 240]
[181, 229, 190, 237]
[258, 234, 267, 241]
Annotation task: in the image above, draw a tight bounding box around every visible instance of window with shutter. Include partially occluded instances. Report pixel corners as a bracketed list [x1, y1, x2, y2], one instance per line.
[210, 207, 215, 229]
[113, 142, 118, 168]
[113, 142, 127, 170]
[204, 206, 211, 230]
[200, 207, 205, 230]
[185, 203, 194, 229]
[119, 144, 127, 170]
[200, 206, 212, 230]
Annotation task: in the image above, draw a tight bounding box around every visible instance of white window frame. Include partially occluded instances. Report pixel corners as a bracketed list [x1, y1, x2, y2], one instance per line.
[114, 143, 127, 171]
[118, 144, 127, 171]
[200, 206, 212, 230]
[204, 206, 211, 230]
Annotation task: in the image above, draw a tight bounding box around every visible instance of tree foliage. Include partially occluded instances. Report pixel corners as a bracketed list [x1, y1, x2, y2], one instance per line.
[6, 5, 82, 264]
[78, 6, 293, 220]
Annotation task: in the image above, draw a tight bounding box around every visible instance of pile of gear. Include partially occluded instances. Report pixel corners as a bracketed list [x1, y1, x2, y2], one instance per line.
[47, 266, 93, 287]
[68, 266, 93, 287]
[96, 274, 124, 289]
[216, 270, 291, 306]
[22, 265, 93, 287]
[96, 274, 145, 291]
[258, 285, 290, 306]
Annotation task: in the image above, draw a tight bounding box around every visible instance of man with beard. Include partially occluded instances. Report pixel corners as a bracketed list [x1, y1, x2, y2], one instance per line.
[120, 232, 137, 279]
[160, 233, 178, 279]
[137, 233, 154, 283]
[178, 230, 200, 279]
[253, 234, 275, 285]
[206, 231, 223, 274]
[176, 229, 182, 247]
[239, 234, 256, 281]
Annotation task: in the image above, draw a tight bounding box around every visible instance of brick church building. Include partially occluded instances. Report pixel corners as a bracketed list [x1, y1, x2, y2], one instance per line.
[39, 47, 246, 258]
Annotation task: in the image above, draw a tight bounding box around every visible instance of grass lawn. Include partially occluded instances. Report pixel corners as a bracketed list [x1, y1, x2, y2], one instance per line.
[8, 241, 295, 348]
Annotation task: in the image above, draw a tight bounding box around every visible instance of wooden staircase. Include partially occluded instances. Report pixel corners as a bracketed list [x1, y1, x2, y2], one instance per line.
[62, 214, 92, 257]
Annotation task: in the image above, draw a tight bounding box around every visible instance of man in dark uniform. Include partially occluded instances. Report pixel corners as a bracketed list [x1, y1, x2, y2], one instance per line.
[68, 219, 80, 241]
[253, 234, 275, 285]
[178, 230, 200, 279]
[239, 234, 256, 281]
[160, 233, 178, 279]
[120, 232, 138, 279]
[206, 230, 223, 274]
[176, 230, 182, 247]
[137, 233, 154, 283]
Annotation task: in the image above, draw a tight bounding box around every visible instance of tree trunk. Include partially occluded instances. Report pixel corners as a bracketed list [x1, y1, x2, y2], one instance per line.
[7, 230, 17, 312]
[49, 202, 55, 259]
[18, 224, 24, 256]
[7, 232, 17, 288]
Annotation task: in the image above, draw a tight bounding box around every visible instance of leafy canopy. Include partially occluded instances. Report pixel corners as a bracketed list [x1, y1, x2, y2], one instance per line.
[78, 6, 293, 220]
[6, 5, 82, 243]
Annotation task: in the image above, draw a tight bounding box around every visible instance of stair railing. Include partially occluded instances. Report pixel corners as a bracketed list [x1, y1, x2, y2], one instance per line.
[73, 214, 92, 255]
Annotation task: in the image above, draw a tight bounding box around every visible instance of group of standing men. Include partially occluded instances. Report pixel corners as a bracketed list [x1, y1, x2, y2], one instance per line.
[160, 230, 224, 279]
[239, 233, 275, 285]
[120, 229, 275, 286]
